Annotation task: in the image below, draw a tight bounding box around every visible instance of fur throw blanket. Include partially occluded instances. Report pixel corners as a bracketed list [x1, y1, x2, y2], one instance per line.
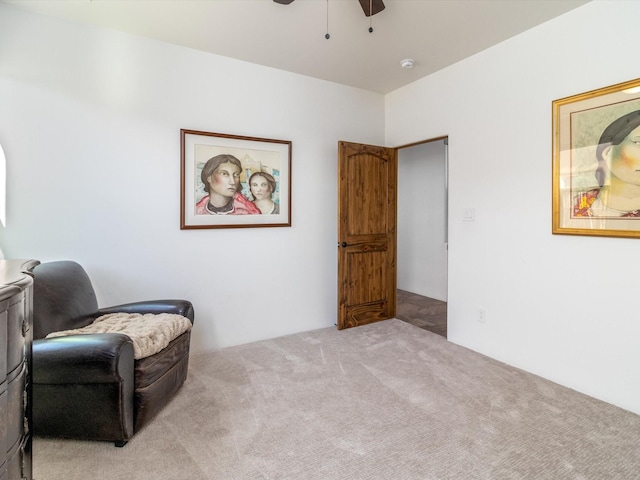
[46, 312, 192, 359]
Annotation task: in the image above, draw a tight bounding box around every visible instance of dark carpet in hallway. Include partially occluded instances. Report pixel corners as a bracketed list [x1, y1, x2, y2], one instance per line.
[396, 289, 447, 338]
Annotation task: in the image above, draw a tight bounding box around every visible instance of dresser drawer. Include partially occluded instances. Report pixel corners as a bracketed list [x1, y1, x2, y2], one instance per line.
[5, 292, 26, 377]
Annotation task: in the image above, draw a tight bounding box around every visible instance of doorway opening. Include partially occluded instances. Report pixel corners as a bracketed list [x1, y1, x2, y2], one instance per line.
[395, 137, 448, 338]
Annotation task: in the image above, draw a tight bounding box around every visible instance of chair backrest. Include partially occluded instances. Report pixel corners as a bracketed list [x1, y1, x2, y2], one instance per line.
[32, 261, 99, 340]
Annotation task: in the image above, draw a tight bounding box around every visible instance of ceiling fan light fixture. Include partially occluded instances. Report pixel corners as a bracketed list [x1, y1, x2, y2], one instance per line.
[273, 0, 386, 38]
[400, 59, 415, 69]
[357, 0, 385, 17]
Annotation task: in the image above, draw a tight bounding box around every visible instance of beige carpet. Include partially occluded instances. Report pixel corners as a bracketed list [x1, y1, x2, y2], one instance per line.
[33, 319, 640, 479]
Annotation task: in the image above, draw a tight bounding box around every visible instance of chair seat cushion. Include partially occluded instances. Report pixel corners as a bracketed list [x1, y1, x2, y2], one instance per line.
[46, 313, 192, 359]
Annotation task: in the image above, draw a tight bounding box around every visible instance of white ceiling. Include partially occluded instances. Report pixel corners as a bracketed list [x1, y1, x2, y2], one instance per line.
[4, 0, 590, 94]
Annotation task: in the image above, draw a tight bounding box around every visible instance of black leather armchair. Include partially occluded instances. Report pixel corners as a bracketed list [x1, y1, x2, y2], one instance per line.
[31, 261, 195, 446]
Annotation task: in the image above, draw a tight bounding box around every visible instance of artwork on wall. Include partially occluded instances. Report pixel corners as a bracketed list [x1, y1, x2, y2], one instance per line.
[552, 77, 640, 238]
[180, 129, 292, 229]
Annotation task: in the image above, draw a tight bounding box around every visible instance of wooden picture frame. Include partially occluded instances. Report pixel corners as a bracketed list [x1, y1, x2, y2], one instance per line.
[552, 78, 640, 238]
[180, 129, 291, 229]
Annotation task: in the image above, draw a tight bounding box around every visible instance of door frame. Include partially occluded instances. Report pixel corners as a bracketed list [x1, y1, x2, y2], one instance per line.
[337, 136, 449, 329]
[395, 135, 449, 303]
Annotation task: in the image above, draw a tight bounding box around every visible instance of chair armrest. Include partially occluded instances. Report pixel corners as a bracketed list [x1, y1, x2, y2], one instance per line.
[32, 333, 135, 384]
[97, 300, 195, 324]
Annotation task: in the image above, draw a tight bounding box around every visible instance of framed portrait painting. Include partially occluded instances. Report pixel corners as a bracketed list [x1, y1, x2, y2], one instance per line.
[180, 129, 291, 229]
[552, 77, 640, 238]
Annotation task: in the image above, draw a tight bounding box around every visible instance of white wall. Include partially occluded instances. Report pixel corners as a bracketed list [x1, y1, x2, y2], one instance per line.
[0, 4, 384, 352]
[386, 0, 640, 415]
[397, 141, 448, 301]
[3, 1, 639, 416]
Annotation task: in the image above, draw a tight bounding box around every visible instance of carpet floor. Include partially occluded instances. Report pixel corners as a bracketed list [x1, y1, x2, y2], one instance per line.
[33, 319, 640, 479]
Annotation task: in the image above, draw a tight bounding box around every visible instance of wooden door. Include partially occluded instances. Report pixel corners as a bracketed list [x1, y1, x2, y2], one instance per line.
[337, 141, 397, 330]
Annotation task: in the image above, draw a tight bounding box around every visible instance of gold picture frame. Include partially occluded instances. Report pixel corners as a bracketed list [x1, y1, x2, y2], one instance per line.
[552, 78, 640, 238]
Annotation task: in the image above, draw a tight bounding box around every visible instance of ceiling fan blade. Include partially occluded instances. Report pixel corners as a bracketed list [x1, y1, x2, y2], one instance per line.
[273, 0, 295, 4]
[358, 0, 385, 17]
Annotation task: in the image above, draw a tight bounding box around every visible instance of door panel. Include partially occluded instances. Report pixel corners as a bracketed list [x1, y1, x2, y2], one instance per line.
[337, 141, 397, 330]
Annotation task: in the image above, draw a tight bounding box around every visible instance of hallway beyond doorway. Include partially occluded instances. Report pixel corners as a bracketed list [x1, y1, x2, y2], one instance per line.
[396, 289, 447, 338]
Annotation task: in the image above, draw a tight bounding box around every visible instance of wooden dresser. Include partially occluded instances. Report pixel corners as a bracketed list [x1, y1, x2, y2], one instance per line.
[0, 260, 38, 480]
